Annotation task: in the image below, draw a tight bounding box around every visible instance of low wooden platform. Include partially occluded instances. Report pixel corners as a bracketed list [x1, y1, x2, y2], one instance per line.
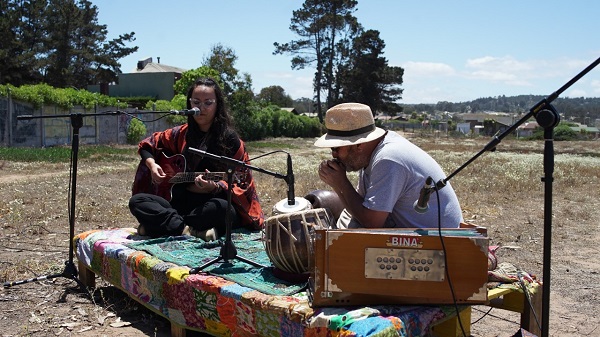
[75, 228, 542, 337]
[430, 283, 542, 337]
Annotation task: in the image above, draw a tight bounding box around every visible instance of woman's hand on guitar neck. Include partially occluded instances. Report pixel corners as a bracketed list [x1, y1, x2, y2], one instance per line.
[191, 171, 219, 194]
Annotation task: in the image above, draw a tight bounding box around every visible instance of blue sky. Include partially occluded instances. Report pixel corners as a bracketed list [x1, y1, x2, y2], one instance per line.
[93, 0, 600, 104]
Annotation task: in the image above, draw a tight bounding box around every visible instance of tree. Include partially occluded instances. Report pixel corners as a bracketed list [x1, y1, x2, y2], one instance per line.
[256, 86, 294, 107]
[292, 97, 314, 114]
[200, 43, 256, 119]
[0, 0, 138, 88]
[173, 66, 222, 96]
[335, 29, 403, 114]
[274, 0, 360, 121]
[198, 44, 259, 130]
[202, 43, 253, 98]
[0, 0, 46, 85]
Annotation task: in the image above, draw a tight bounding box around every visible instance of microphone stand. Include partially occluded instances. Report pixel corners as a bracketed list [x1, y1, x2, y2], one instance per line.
[422, 56, 600, 337]
[187, 147, 291, 273]
[4, 111, 120, 290]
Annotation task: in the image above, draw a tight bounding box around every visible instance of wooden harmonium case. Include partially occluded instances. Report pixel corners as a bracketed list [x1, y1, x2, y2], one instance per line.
[309, 225, 489, 307]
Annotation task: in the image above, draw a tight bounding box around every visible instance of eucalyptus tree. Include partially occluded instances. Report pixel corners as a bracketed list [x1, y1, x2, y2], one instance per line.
[274, 0, 361, 121]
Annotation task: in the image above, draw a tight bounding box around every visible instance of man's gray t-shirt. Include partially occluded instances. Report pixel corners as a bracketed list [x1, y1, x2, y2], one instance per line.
[355, 131, 463, 228]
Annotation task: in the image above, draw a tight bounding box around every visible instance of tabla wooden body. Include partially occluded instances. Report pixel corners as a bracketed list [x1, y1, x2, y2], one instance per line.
[263, 208, 333, 275]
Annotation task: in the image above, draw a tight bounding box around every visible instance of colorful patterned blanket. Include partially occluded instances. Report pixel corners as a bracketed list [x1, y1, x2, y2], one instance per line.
[74, 228, 461, 337]
[124, 230, 305, 296]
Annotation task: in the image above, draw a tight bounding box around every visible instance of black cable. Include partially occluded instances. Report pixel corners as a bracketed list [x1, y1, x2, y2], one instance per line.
[518, 271, 542, 332]
[433, 187, 468, 337]
[68, 141, 74, 226]
[470, 306, 494, 325]
[116, 110, 174, 123]
[472, 306, 521, 325]
[248, 149, 289, 162]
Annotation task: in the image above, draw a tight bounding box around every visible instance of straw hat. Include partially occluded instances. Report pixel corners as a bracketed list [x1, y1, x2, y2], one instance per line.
[314, 103, 386, 148]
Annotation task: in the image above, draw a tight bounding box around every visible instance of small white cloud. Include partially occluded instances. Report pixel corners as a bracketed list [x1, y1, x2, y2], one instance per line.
[464, 55, 533, 86]
[469, 70, 531, 86]
[466, 55, 531, 72]
[402, 86, 459, 104]
[401, 61, 456, 77]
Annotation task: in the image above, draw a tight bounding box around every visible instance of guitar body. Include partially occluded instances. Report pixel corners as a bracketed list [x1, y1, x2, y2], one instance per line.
[132, 153, 187, 201]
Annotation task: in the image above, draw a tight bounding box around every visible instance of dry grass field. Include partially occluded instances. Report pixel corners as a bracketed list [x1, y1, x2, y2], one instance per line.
[0, 132, 599, 336]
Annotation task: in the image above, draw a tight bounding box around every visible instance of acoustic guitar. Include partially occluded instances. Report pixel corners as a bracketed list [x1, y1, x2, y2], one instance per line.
[132, 152, 246, 201]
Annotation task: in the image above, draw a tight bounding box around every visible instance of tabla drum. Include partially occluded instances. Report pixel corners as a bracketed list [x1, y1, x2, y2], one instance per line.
[263, 208, 333, 275]
[272, 196, 312, 215]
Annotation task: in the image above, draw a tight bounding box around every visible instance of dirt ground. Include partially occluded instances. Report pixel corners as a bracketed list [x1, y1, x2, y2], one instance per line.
[1, 136, 599, 337]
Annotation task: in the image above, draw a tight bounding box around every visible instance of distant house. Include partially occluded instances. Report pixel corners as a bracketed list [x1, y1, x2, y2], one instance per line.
[456, 122, 471, 134]
[281, 107, 297, 114]
[457, 111, 514, 135]
[473, 124, 484, 135]
[374, 115, 401, 122]
[458, 112, 514, 126]
[300, 112, 319, 118]
[88, 57, 187, 100]
[516, 121, 540, 138]
[374, 115, 402, 129]
[285, 107, 318, 118]
[569, 123, 600, 138]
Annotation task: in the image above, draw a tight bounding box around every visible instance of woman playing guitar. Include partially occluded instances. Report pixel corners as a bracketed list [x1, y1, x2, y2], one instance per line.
[129, 77, 264, 239]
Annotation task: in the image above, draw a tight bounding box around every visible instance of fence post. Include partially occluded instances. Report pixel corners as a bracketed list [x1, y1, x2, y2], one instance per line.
[7, 88, 12, 147]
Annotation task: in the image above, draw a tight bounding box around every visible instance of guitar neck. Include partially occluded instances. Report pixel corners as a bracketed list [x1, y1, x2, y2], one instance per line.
[169, 172, 226, 184]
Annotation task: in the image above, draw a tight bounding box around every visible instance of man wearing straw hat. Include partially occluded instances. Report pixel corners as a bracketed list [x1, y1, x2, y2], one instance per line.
[315, 102, 463, 229]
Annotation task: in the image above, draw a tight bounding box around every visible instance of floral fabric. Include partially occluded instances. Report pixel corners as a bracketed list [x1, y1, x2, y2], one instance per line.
[75, 228, 463, 337]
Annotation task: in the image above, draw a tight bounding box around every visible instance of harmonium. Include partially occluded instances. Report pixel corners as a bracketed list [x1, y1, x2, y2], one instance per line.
[308, 223, 489, 307]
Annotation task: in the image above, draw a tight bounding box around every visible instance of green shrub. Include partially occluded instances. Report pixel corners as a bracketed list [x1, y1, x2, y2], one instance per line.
[0, 83, 119, 109]
[529, 122, 578, 141]
[233, 105, 322, 140]
[144, 97, 186, 125]
[127, 118, 147, 144]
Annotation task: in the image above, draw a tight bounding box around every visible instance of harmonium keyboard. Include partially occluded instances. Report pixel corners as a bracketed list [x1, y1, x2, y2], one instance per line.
[309, 223, 489, 307]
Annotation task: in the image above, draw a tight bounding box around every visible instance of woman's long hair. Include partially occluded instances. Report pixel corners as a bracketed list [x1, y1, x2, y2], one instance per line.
[184, 77, 236, 155]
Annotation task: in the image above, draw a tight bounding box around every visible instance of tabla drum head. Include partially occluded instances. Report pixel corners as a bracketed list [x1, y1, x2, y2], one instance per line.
[272, 197, 312, 215]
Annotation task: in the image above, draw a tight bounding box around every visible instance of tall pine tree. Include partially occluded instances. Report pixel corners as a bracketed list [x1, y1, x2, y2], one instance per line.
[0, 0, 137, 88]
[337, 30, 403, 114]
[275, 0, 403, 117]
[274, 0, 361, 121]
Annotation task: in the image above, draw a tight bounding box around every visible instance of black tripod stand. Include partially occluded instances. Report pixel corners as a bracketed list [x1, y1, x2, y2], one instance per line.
[422, 56, 600, 337]
[4, 111, 118, 289]
[187, 147, 293, 273]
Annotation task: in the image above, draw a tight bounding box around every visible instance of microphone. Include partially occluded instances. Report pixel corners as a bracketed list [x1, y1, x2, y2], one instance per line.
[413, 176, 434, 214]
[171, 107, 201, 116]
[286, 153, 295, 206]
